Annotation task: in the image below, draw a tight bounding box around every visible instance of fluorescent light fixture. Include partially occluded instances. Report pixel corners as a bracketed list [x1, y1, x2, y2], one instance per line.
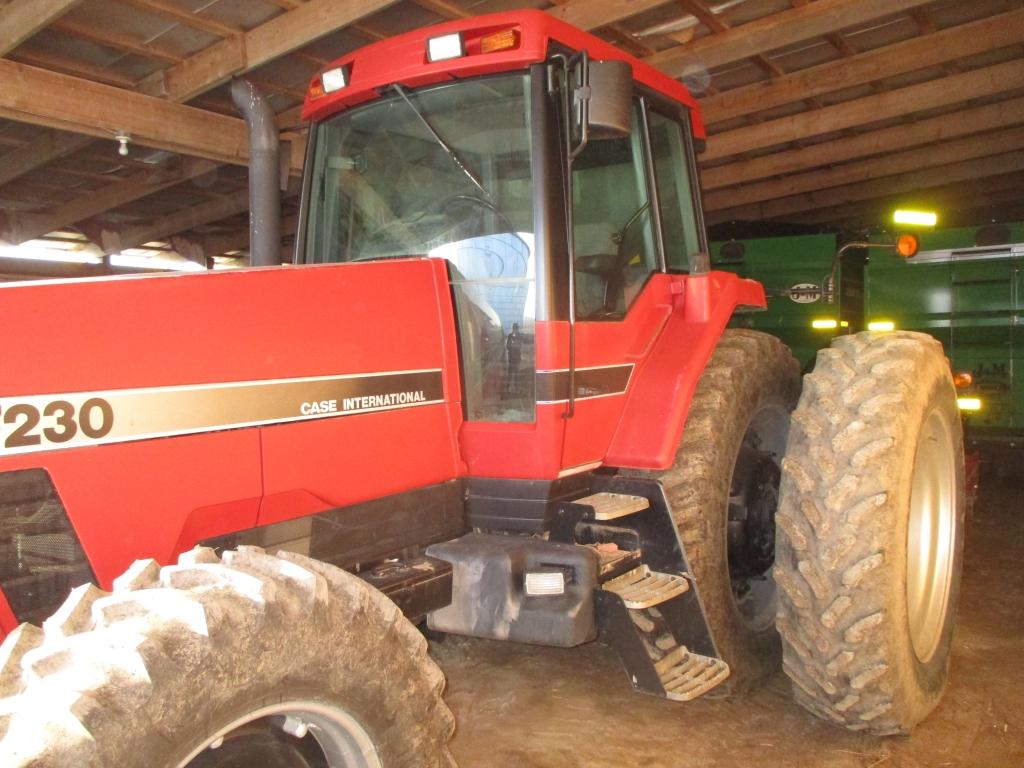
[811, 318, 838, 330]
[868, 320, 896, 332]
[894, 209, 937, 227]
[957, 397, 982, 412]
[321, 66, 348, 94]
[427, 33, 464, 62]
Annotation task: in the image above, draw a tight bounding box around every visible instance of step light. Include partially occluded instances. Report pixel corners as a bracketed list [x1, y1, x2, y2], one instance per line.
[427, 32, 465, 62]
[524, 569, 566, 596]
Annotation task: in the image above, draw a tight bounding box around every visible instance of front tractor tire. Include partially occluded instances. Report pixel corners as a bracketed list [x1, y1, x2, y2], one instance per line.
[776, 331, 965, 734]
[0, 547, 456, 767]
[634, 329, 802, 690]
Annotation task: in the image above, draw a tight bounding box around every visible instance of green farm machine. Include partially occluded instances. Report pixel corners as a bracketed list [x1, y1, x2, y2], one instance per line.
[712, 221, 1024, 450]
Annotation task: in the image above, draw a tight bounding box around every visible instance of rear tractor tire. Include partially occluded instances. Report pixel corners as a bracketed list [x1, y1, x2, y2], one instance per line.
[776, 331, 965, 734]
[0, 546, 456, 767]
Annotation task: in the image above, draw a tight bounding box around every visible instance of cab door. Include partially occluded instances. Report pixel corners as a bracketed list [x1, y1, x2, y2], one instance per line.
[560, 99, 706, 472]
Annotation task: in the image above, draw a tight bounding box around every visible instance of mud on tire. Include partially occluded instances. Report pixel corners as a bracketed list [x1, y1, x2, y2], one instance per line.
[632, 329, 801, 689]
[0, 547, 457, 767]
[776, 331, 965, 734]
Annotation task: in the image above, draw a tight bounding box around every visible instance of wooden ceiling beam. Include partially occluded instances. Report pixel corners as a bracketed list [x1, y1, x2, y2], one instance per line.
[702, 95, 1024, 190]
[704, 126, 1024, 212]
[97, 189, 251, 254]
[706, 150, 1024, 224]
[0, 58, 306, 172]
[140, 0, 400, 102]
[702, 57, 1024, 162]
[49, 18, 184, 65]
[0, 132, 93, 187]
[0, 0, 85, 54]
[114, 0, 240, 39]
[784, 173, 1024, 228]
[546, 0, 669, 32]
[700, 6, 1024, 125]
[645, 0, 933, 78]
[2, 158, 219, 244]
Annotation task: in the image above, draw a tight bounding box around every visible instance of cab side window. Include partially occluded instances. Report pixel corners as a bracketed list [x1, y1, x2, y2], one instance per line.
[647, 110, 703, 272]
[572, 105, 658, 319]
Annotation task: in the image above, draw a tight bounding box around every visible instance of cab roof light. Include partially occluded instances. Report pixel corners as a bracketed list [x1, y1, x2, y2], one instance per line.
[868, 320, 896, 332]
[894, 209, 938, 227]
[812, 318, 838, 330]
[957, 397, 982, 412]
[480, 28, 520, 54]
[321, 65, 349, 94]
[427, 32, 465, 62]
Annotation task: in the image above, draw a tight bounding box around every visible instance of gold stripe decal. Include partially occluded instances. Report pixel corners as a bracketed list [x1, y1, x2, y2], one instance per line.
[0, 370, 444, 457]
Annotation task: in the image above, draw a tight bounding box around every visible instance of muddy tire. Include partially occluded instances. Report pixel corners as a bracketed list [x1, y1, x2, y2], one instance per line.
[0, 546, 456, 767]
[776, 331, 965, 734]
[633, 329, 801, 689]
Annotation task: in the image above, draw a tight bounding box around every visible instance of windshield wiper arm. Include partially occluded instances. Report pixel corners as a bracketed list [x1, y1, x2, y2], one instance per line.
[392, 84, 489, 198]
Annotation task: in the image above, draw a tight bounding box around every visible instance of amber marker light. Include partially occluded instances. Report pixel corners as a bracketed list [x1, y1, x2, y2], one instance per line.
[480, 28, 520, 54]
[952, 371, 974, 389]
[896, 233, 919, 258]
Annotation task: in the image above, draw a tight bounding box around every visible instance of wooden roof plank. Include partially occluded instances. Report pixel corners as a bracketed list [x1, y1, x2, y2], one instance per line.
[701, 6, 1024, 125]
[702, 57, 1024, 161]
[547, 0, 669, 32]
[706, 150, 1024, 224]
[702, 95, 1024, 190]
[0, 0, 85, 55]
[142, 0, 401, 102]
[645, 0, 934, 78]
[704, 125, 1024, 212]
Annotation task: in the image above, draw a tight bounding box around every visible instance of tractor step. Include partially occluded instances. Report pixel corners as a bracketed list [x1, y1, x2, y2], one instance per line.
[603, 565, 689, 609]
[655, 645, 731, 701]
[572, 492, 649, 521]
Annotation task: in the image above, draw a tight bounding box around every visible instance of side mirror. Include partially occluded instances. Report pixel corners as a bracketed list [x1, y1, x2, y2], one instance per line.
[586, 60, 633, 140]
[568, 54, 634, 159]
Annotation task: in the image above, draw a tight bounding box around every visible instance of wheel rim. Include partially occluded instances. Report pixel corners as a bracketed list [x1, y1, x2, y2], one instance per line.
[906, 408, 958, 664]
[181, 701, 382, 768]
[728, 403, 789, 631]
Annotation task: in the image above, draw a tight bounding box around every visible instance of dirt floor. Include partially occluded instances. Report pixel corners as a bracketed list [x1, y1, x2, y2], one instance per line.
[432, 477, 1024, 768]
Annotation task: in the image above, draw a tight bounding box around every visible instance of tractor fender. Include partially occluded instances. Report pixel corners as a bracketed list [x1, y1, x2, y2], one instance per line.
[605, 271, 766, 469]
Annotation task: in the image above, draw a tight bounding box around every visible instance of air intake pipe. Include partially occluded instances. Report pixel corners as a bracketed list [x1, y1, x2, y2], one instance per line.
[231, 78, 280, 267]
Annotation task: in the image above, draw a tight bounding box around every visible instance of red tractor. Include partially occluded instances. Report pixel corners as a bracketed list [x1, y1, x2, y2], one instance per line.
[0, 11, 964, 767]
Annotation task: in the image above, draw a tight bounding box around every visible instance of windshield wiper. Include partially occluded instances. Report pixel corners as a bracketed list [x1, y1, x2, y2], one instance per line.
[391, 84, 489, 198]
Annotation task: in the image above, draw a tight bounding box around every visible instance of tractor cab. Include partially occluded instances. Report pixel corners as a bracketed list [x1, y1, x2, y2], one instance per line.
[296, 11, 734, 483]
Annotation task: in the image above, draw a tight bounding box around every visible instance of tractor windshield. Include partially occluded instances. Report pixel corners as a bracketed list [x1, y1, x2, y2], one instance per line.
[303, 72, 537, 422]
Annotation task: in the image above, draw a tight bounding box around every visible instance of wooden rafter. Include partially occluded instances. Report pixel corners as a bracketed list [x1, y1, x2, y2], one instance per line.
[699, 6, 1024, 126]
[702, 58, 1024, 162]
[645, 0, 933, 77]
[702, 95, 1024, 191]
[706, 151, 1024, 224]
[0, 0, 85, 54]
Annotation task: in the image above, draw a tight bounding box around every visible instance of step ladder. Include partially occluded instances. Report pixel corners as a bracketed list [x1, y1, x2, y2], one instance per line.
[556, 483, 731, 703]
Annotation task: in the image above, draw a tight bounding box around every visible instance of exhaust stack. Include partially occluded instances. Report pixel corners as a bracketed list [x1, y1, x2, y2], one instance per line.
[231, 78, 281, 267]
